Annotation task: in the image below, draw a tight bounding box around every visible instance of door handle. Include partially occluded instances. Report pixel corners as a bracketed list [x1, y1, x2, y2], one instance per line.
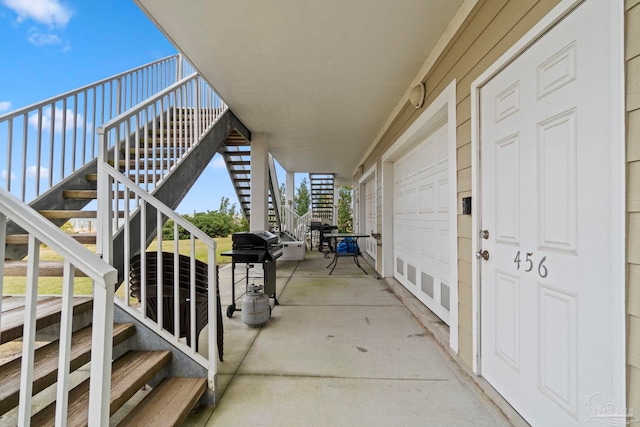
[476, 250, 490, 261]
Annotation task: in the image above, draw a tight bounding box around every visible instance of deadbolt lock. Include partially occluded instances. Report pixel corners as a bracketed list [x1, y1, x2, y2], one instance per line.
[480, 230, 490, 239]
[475, 250, 490, 261]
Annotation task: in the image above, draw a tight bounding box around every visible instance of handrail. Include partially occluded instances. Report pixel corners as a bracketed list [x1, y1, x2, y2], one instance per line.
[0, 55, 182, 203]
[97, 73, 226, 195]
[0, 187, 117, 287]
[0, 187, 117, 425]
[100, 165, 215, 242]
[0, 55, 180, 124]
[95, 162, 218, 424]
[94, 72, 224, 422]
[281, 205, 311, 242]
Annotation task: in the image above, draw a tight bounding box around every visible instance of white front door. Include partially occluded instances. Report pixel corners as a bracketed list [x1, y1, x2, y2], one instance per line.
[394, 122, 450, 324]
[479, 1, 622, 425]
[364, 178, 377, 260]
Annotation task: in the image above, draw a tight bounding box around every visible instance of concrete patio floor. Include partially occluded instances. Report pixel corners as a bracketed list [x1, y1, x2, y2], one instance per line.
[186, 249, 513, 426]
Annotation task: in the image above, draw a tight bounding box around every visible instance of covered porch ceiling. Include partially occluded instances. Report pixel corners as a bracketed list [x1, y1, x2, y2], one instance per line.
[135, 0, 466, 184]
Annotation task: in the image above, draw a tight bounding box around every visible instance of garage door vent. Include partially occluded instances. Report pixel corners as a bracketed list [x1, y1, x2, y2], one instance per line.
[396, 258, 404, 275]
[441, 282, 450, 311]
[407, 264, 416, 285]
[421, 273, 434, 298]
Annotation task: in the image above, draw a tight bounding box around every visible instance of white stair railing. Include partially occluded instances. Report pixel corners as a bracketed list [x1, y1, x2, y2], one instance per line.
[97, 72, 225, 401]
[0, 55, 184, 203]
[281, 206, 311, 242]
[0, 187, 117, 426]
[96, 165, 218, 403]
[99, 73, 226, 195]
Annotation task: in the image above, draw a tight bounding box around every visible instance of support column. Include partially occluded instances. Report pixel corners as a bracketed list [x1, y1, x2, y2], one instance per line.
[286, 172, 295, 211]
[250, 133, 269, 231]
[333, 185, 339, 226]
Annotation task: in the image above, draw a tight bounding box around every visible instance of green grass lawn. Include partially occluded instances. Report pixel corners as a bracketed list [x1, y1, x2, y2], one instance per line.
[2, 236, 232, 295]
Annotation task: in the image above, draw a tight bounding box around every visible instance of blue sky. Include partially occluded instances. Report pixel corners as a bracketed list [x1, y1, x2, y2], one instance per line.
[0, 0, 297, 215]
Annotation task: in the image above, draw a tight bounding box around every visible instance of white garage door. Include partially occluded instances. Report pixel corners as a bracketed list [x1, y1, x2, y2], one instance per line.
[393, 122, 450, 324]
[478, 1, 623, 425]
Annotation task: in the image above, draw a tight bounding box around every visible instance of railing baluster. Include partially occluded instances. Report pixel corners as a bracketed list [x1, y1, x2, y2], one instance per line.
[17, 234, 40, 426]
[0, 213, 5, 341]
[156, 210, 163, 328]
[83, 91, 88, 164]
[190, 236, 196, 350]
[55, 260, 75, 427]
[208, 244, 217, 388]
[61, 98, 67, 179]
[92, 87, 98, 158]
[6, 119, 13, 192]
[35, 107, 43, 197]
[72, 93, 78, 172]
[21, 113, 28, 201]
[48, 103, 55, 188]
[174, 223, 180, 340]
[140, 202, 146, 315]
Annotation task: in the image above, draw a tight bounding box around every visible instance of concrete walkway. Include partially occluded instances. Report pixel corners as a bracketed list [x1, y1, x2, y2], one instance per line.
[186, 250, 512, 426]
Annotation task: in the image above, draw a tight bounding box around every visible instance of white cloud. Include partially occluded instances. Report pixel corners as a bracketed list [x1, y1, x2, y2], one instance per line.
[26, 165, 49, 178]
[0, 169, 17, 180]
[0, 101, 11, 113]
[2, 0, 73, 28]
[29, 106, 88, 133]
[27, 29, 61, 46]
[208, 155, 226, 170]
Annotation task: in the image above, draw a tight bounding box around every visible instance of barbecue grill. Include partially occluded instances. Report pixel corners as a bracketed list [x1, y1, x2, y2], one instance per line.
[221, 231, 283, 318]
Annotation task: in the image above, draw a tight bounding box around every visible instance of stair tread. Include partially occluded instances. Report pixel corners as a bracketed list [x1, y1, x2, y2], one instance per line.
[62, 190, 98, 199]
[3, 260, 90, 277]
[0, 323, 135, 417]
[38, 210, 97, 219]
[117, 377, 207, 427]
[0, 296, 93, 345]
[5, 233, 96, 245]
[31, 350, 172, 427]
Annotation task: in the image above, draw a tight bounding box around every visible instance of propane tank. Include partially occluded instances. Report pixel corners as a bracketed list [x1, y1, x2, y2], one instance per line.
[242, 284, 271, 327]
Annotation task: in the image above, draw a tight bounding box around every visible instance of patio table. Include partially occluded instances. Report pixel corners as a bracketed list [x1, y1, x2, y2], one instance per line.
[324, 233, 370, 275]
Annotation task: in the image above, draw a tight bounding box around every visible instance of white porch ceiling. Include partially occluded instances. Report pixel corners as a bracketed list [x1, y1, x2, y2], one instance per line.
[135, 0, 465, 184]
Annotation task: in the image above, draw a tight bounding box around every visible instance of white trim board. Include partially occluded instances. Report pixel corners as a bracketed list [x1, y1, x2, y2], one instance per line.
[381, 79, 458, 353]
[358, 164, 378, 269]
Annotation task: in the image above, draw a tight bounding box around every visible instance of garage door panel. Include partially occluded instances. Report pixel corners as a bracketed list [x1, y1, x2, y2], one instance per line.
[438, 177, 449, 212]
[419, 182, 435, 213]
[394, 121, 451, 324]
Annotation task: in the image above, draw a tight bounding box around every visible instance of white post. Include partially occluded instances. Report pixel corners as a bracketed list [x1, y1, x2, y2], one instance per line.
[87, 282, 115, 426]
[286, 172, 295, 212]
[333, 184, 339, 227]
[250, 133, 269, 231]
[0, 213, 5, 338]
[92, 127, 115, 425]
[17, 235, 40, 427]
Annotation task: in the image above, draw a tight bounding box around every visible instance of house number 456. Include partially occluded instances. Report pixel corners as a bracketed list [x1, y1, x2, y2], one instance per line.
[513, 251, 548, 278]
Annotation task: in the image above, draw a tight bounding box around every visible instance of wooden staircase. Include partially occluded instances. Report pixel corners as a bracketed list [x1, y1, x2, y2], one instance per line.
[3, 108, 197, 277]
[0, 296, 206, 426]
[309, 173, 335, 221]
